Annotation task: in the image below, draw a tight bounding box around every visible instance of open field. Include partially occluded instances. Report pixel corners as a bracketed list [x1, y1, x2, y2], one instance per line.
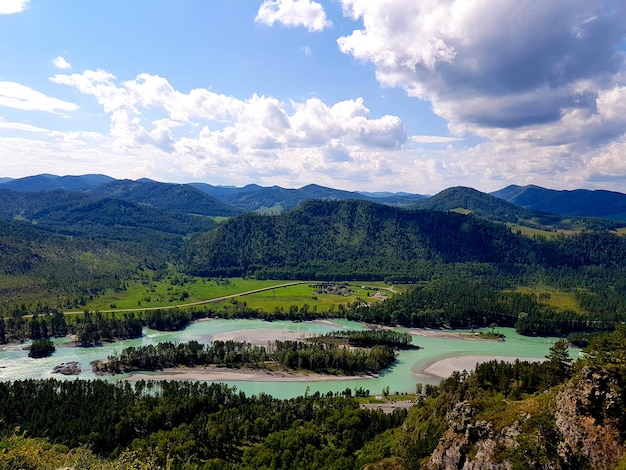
[507, 223, 561, 239]
[239, 281, 396, 312]
[86, 277, 399, 313]
[85, 277, 291, 310]
[512, 286, 581, 312]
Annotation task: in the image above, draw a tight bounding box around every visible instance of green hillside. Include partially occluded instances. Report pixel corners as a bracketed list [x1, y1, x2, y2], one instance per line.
[183, 199, 532, 279]
[415, 186, 626, 232]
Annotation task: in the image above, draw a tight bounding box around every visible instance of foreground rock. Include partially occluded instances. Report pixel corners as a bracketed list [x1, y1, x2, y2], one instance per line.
[52, 361, 81, 375]
[556, 366, 624, 469]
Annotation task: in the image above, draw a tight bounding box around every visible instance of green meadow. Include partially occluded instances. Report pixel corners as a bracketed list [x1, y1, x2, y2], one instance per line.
[84, 276, 399, 313]
[239, 281, 397, 312]
[84, 277, 290, 311]
[507, 223, 561, 239]
[512, 286, 581, 312]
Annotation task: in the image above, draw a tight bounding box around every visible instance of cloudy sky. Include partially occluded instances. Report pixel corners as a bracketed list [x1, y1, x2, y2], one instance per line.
[1, 0, 626, 194]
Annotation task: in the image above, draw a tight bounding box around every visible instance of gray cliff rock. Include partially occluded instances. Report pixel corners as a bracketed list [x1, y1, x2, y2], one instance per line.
[555, 366, 624, 470]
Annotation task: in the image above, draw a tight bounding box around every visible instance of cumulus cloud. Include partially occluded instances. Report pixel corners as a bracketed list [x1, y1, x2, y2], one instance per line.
[49, 69, 407, 185]
[337, 0, 626, 148]
[53, 56, 72, 69]
[0, 0, 28, 14]
[0, 81, 78, 113]
[256, 0, 332, 32]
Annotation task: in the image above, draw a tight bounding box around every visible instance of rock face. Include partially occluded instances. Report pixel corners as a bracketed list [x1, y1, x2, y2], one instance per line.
[52, 361, 81, 375]
[555, 366, 625, 470]
[426, 367, 626, 470]
[427, 400, 519, 470]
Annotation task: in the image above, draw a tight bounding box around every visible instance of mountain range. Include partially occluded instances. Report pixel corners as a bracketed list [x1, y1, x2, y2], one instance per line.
[2, 173, 626, 222]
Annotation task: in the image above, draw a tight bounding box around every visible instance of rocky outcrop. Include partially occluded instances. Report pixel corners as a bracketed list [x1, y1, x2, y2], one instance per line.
[427, 400, 520, 470]
[426, 366, 626, 470]
[52, 361, 81, 375]
[555, 366, 625, 470]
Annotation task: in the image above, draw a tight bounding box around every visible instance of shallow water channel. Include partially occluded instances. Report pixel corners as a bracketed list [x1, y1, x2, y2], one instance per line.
[0, 319, 564, 399]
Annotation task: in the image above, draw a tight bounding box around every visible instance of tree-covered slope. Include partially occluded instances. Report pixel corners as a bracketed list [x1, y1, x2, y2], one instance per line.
[0, 218, 144, 305]
[183, 199, 532, 279]
[414, 186, 542, 223]
[415, 186, 626, 231]
[87, 179, 242, 217]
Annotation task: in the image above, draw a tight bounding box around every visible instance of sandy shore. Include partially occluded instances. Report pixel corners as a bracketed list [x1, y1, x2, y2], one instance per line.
[422, 355, 545, 379]
[406, 328, 494, 341]
[205, 328, 315, 346]
[121, 366, 375, 383]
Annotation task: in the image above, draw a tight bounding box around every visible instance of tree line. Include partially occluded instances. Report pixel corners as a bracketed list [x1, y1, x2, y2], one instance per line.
[93, 338, 398, 376]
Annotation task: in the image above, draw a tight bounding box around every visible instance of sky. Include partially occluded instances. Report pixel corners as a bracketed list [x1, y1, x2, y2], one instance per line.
[1, 0, 626, 194]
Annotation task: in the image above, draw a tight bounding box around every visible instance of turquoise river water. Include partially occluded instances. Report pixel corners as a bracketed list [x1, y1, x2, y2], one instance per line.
[0, 319, 567, 399]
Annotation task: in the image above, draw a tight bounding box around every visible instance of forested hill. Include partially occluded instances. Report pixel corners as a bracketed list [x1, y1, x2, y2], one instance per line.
[414, 186, 626, 231]
[183, 199, 534, 279]
[86, 179, 242, 217]
[414, 186, 543, 223]
[492, 184, 626, 221]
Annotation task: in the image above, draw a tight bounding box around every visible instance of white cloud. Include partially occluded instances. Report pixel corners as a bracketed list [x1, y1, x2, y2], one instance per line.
[47, 69, 409, 186]
[0, 81, 78, 113]
[0, 0, 28, 14]
[0, 117, 50, 133]
[410, 135, 465, 144]
[337, 0, 626, 146]
[256, 0, 332, 32]
[326, 0, 626, 192]
[53, 56, 72, 70]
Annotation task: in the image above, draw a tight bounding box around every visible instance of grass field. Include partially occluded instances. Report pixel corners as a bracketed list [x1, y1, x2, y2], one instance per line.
[240, 282, 396, 312]
[512, 286, 581, 312]
[85, 276, 399, 313]
[85, 277, 291, 310]
[507, 223, 561, 239]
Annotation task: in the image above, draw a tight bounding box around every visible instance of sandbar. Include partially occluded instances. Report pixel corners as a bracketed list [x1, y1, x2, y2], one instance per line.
[422, 355, 544, 379]
[121, 366, 374, 383]
[204, 328, 314, 346]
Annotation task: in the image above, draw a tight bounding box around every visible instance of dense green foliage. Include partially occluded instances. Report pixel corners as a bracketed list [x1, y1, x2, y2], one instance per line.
[183, 199, 534, 279]
[0, 307, 142, 345]
[86, 179, 242, 217]
[0, 379, 406, 468]
[95, 338, 397, 375]
[313, 329, 414, 348]
[27, 339, 55, 358]
[183, 199, 626, 280]
[0, 186, 219, 308]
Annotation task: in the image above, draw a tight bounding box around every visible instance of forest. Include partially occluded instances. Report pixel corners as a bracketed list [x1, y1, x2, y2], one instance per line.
[4, 186, 626, 468]
[93, 338, 398, 376]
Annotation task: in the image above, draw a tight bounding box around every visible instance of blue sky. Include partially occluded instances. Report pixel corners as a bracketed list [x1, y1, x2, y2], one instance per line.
[1, 0, 625, 194]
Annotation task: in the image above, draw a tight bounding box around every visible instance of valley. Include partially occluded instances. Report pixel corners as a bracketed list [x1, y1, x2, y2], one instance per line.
[1, 174, 626, 469]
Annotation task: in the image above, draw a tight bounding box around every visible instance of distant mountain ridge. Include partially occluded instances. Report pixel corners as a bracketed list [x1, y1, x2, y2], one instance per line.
[189, 182, 426, 212]
[85, 179, 242, 217]
[415, 186, 626, 231]
[492, 184, 626, 221]
[3, 174, 626, 222]
[1, 174, 115, 191]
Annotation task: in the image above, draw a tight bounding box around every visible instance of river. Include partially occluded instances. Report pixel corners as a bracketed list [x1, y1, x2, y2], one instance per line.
[0, 318, 565, 399]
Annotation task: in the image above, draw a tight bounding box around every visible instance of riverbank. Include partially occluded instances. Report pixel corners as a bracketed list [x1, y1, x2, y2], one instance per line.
[120, 365, 376, 383]
[422, 355, 545, 379]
